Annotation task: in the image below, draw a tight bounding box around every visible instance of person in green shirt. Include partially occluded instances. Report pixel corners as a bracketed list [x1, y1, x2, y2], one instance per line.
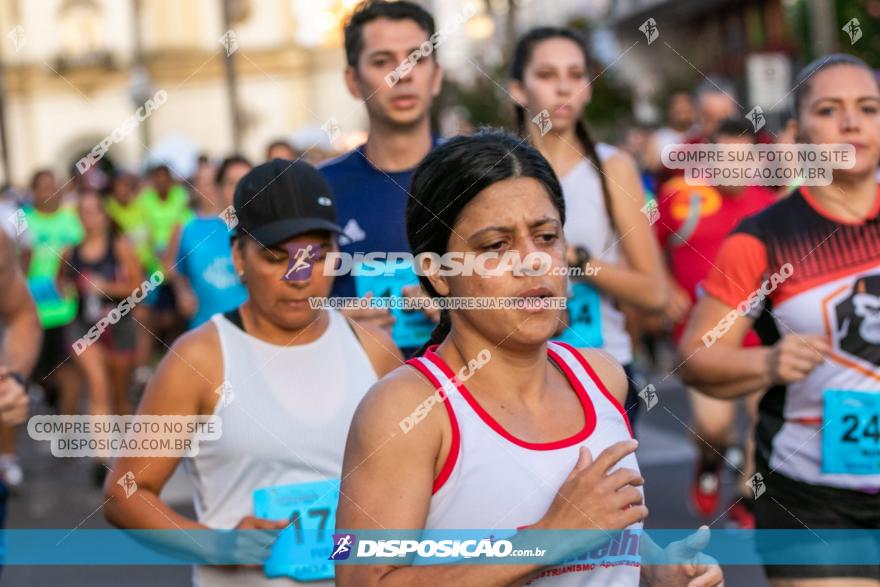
[106, 172, 155, 384]
[135, 164, 193, 354]
[25, 169, 83, 420]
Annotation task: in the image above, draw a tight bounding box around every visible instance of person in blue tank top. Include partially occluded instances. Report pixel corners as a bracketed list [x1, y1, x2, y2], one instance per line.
[167, 156, 251, 329]
[319, 0, 443, 356]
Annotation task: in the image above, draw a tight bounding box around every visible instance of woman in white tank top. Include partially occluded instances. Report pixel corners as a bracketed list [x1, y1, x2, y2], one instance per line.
[337, 132, 721, 586]
[103, 160, 402, 586]
[508, 27, 670, 430]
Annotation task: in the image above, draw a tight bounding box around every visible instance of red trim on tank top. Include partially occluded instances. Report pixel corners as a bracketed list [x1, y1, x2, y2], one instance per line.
[405, 357, 461, 495]
[549, 342, 634, 438]
[423, 345, 597, 451]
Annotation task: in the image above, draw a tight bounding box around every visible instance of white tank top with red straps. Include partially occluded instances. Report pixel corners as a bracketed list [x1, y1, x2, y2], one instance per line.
[407, 341, 642, 586]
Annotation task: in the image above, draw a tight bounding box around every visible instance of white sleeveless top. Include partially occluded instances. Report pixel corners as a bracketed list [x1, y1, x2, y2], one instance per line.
[409, 341, 642, 586]
[183, 309, 377, 587]
[560, 144, 634, 365]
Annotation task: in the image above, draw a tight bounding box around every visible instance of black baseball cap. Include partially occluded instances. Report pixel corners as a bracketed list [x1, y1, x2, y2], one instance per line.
[233, 158, 344, 247]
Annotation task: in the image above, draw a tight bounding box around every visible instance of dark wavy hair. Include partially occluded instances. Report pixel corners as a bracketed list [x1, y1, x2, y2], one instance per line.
[407, 129, 565, 355]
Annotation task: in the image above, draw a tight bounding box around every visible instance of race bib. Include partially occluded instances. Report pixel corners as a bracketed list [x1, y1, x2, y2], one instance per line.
[353, 259, 434, 350]
[556, 283, 604, 349]
[822, 389, 880, 475]
[252, 479, 340, 581]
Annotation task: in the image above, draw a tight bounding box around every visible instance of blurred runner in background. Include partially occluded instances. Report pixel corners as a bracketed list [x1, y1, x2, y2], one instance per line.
[24, 170, 83, 421]
[166, 155, 251, 329]
[656, 117, 777, 526]
[60, 188, 143, 486]
[136, 164, 193, 361]
[509, 26, 668, 430]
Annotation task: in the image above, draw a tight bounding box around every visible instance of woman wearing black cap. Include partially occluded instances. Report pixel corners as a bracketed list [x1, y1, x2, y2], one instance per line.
[104, 159, 402, 586]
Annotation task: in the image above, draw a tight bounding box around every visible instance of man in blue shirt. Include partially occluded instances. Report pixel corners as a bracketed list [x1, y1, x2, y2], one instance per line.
[320, 0, 443, 355]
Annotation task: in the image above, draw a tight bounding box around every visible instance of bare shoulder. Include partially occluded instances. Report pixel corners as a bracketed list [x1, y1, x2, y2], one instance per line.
[574, 348, 629, 406]
[145, 319, 224, 413]
[345, 315, 404, 377]
[602, 148, 639, 176]
[354, 362, 441, 431]
[346, 358, 453, 463]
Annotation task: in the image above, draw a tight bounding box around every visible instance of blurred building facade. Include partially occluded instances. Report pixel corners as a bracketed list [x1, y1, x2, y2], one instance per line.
[0, 0, 367, 185]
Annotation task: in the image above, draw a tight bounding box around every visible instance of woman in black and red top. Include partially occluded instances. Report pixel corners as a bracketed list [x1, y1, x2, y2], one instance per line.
[681, 54, 880, 584]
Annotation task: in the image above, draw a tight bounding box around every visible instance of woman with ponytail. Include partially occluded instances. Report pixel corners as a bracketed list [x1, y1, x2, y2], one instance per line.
[337, 130, 721, 586]
[508, 27, 668, 429]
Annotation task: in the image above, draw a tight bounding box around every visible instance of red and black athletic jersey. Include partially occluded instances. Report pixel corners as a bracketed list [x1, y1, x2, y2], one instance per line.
[702, 186, 880, 491]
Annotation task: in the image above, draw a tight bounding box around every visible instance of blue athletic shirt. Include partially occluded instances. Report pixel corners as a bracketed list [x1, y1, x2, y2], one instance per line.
[176, 216, 247, 328]
[319, 140, 440, 352]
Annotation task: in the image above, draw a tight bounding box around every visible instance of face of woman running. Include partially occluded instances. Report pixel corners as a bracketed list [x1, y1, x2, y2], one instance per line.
[428, 176, 568, 347]
[77, 192, 108, 234]
[511, 37, 590, 135]
[234, 231, 338, 330]
[797, 65, 880, 178]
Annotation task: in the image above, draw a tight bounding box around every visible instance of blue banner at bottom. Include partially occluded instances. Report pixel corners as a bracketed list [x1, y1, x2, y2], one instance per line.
[2, 529, 880, 567]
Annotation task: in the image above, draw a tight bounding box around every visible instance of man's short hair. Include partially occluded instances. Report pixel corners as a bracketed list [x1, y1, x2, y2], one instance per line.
[343, 0, 435, 68]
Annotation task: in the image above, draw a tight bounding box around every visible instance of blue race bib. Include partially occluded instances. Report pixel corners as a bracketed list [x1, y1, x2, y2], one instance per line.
[253, 479, 340, 581]
[353, 259, 434, 350]
[822, 389, 880, 475]
[556, 282, 604, 349]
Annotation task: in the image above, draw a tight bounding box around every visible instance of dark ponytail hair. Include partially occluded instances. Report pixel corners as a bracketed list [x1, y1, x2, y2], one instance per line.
[407, 129, 566, 355]
[510, 27, 614, 232]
